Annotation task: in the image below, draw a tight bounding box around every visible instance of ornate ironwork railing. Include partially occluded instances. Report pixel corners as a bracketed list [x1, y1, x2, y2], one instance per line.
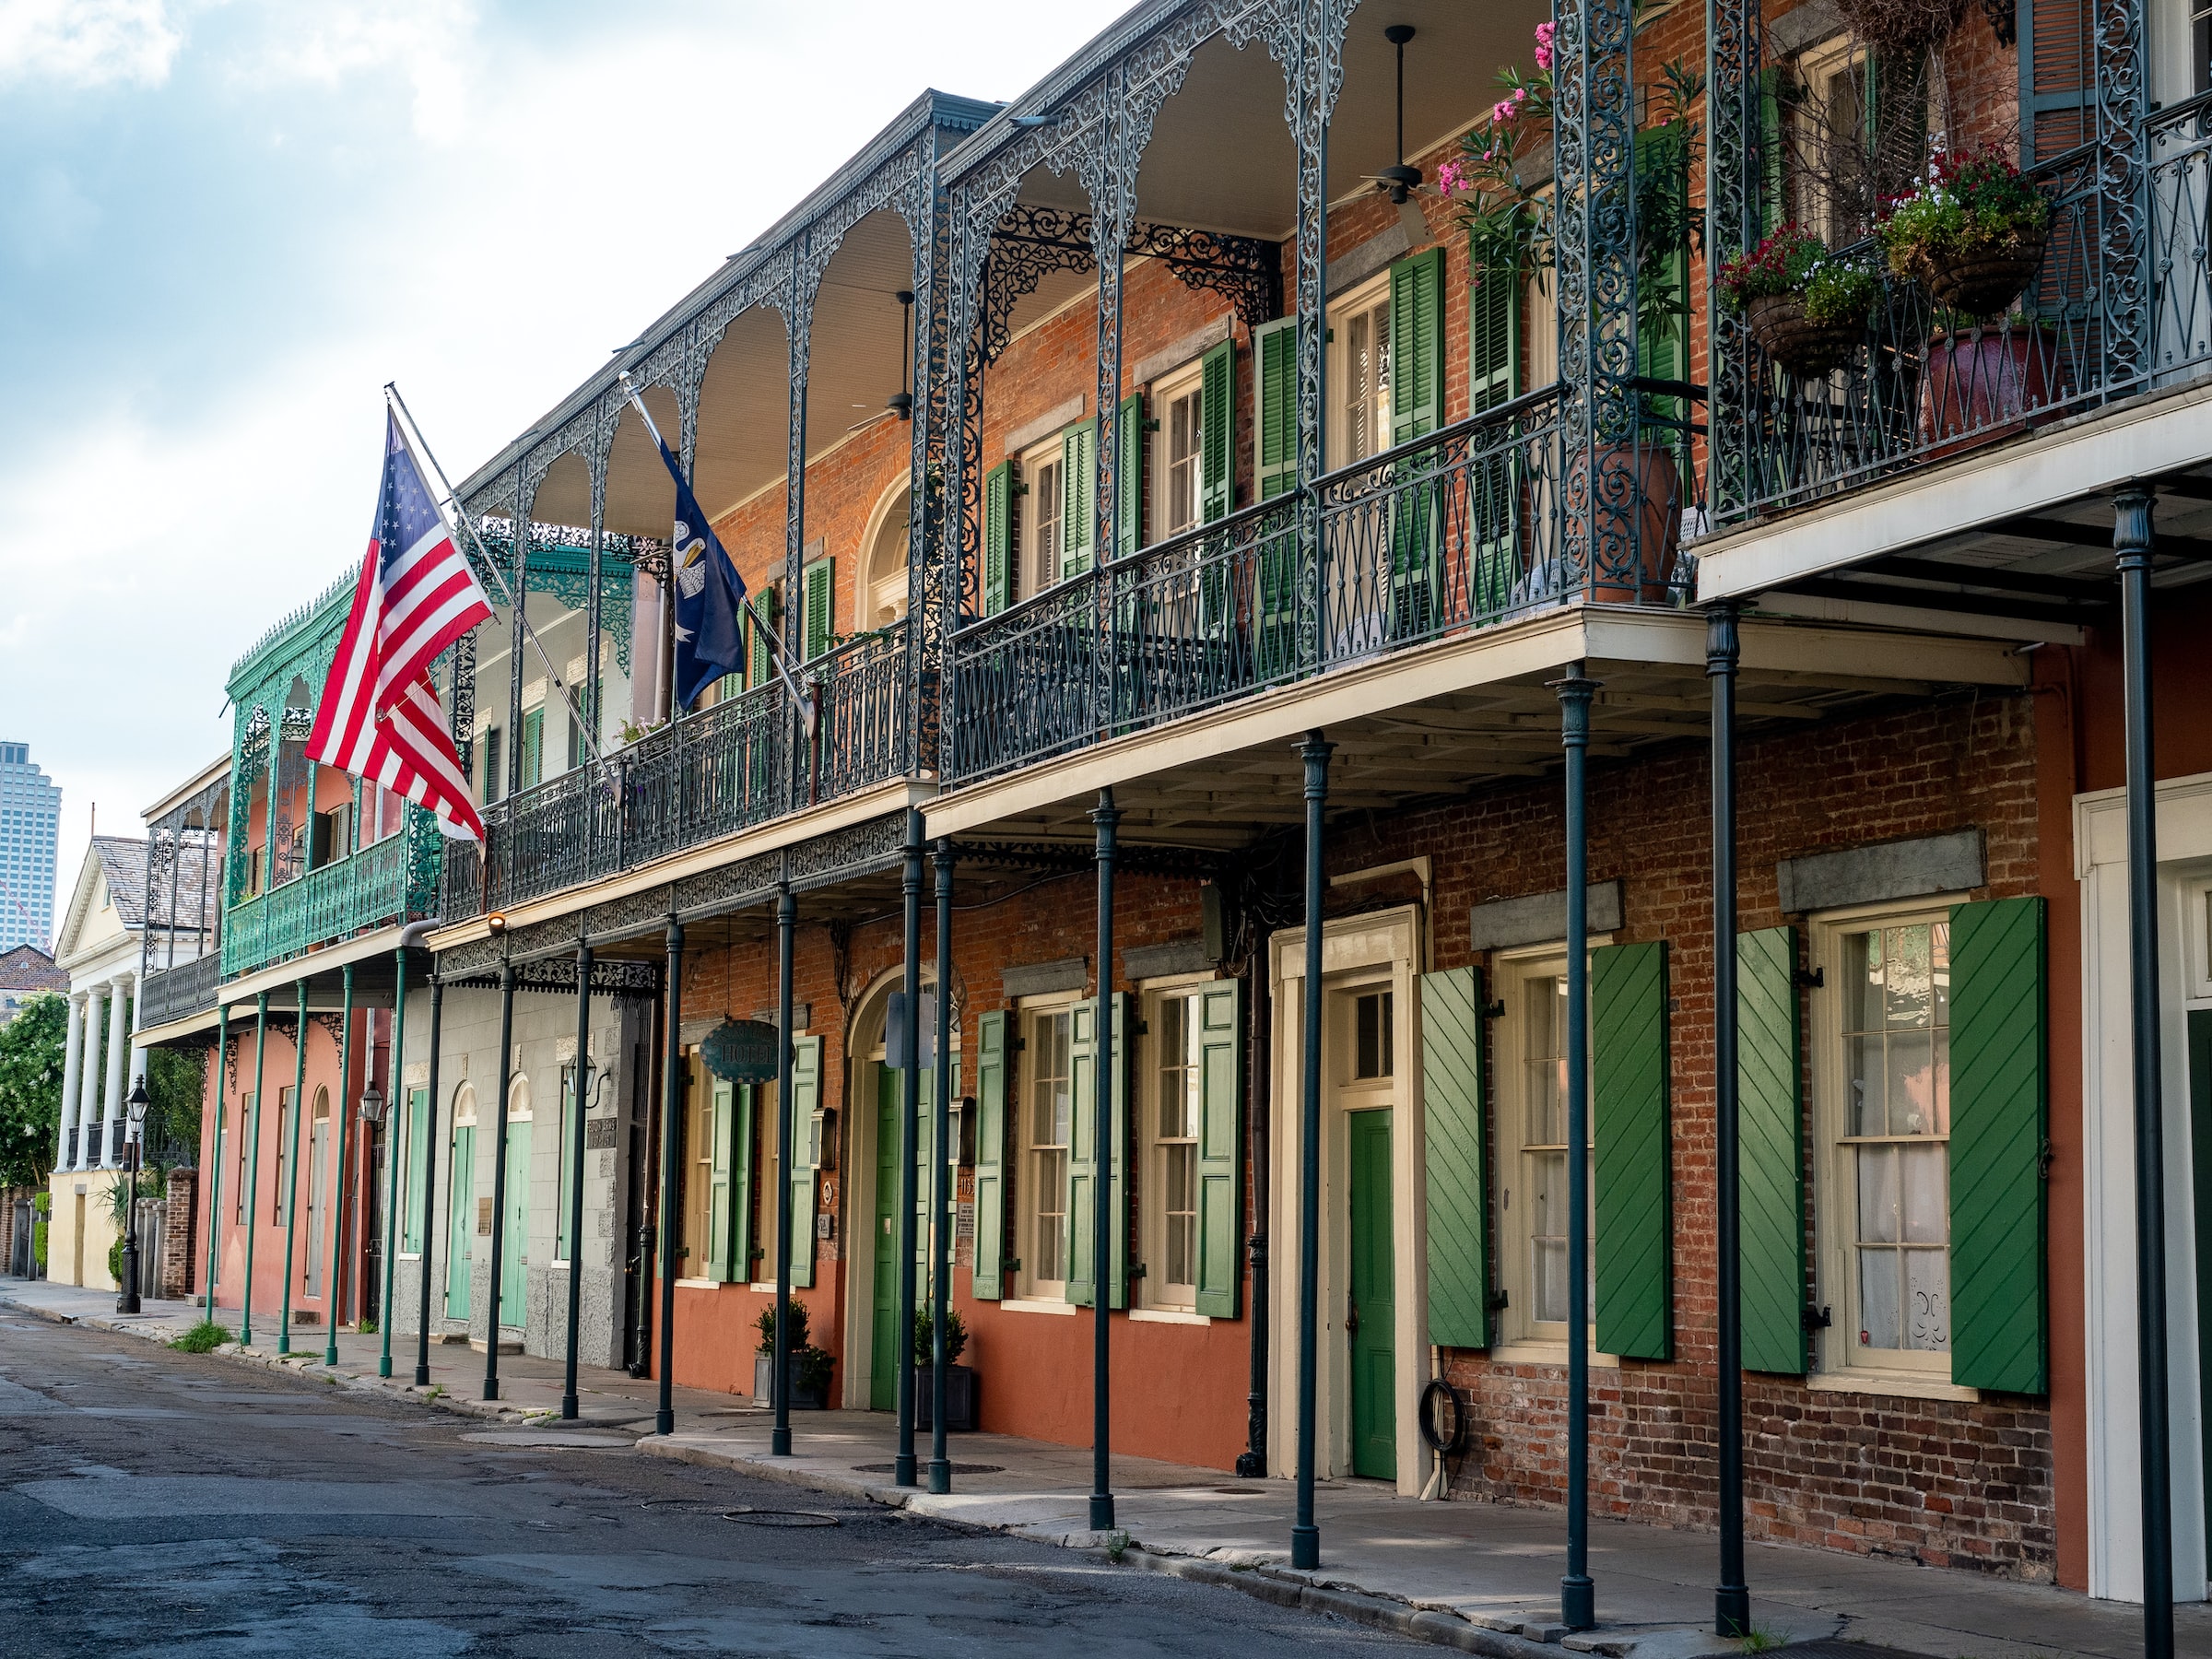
[222, 827, 432, 978]
[446, 636, 912, 922]
[1714, 116, 2212, 524]
[949, 386, 1639, 785]
[140, 953, 221, 1029]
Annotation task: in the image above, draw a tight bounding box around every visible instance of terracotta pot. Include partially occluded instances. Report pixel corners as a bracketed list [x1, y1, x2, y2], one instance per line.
[1580, 441, 1681, 604]
[1745, 291, 1867, 378]
[1919, 324, 2064, 456]
[1909, 223, 2049, 318]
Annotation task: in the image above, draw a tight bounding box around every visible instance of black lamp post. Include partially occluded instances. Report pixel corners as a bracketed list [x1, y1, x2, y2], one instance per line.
[119, 1077, 149, 1314]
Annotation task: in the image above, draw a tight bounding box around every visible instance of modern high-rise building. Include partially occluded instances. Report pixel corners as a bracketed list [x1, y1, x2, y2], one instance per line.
[0, 742, 61, 952]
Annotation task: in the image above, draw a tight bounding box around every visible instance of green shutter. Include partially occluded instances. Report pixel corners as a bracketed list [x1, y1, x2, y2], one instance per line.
[1388, 248, 1446, 445]
[1194, 980, 1244, 1319]
[732, 1082, 756, 1280]
[982, 461, 1015, 616]
[1253, 317, 1298, 500]
[802, 558, 834, 662]
[1061, 421, 1096, 577]
[557, 1074, 575, 1263]
[1633, 129, 1690, 396]
[1469, 265, 1519, 413]
[788, 1034, 821, 1289]
[403, 1086, 429, 1254]
[706, 1078, 735, 1282]
[1948, 897, 2048, 1394]
[1118, 392, 1146, 558]
[521, 707, 544, 788]
[1199, 336, 1236, 524]
[747, 587, 777, 688]
[1593, 940, 1672, 1360]
[972, 1011, 1008, 1300]
[1468, 272, 1522, 618]
[1738, 927, 1806, 1374]
[1758, 67, 1786, 237]
[1420, 967, 1488, 1349]
[1066, 993, 1129, 1310]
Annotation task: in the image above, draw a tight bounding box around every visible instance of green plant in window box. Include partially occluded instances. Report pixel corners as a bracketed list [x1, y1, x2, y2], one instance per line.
[1719, 224, 1879, 377]
[1877, 143, 2051, 319]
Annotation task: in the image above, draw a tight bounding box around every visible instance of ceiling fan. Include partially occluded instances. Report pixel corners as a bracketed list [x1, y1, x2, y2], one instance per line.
[1361, 25, 1438, 240]
[847, 289, 917, 433]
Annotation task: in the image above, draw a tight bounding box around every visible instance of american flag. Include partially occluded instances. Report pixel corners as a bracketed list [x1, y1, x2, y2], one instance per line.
[308, 410, 494, 841]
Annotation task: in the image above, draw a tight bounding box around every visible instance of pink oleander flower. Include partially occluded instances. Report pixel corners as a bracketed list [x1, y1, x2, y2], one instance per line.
[1483, 147, 1496, 161]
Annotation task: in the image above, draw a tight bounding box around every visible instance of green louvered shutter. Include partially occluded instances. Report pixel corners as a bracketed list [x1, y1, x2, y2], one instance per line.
[706, 1079, 735, 1282]
[1253, 317, 1297, 500]
[1194, 981, 1244, 1319]
[1758, 67, 1786, 236]
[802, 558, 835, 662]
[1065, 993, 1129, 1309]
[1469, 268, 1518, 413]
[521, 707, 544, 788]
[1421, 966, 1489, 1349]
[982, 461, 1014, 616]
[1199, 336, 1235, 524]
[972, 1011, 1008, 1300]
[404, 1086, 430, 1253]
[788, 1034, 821, 1289]
[747, 589, 776, 688]
[1593, 941, 1672, 1360]
[732, 1083, 756, 1280]
[1948, 898, 2048, 1394]
[1388, 249, 1445, 445]
[1118, 392, 1146, 558]
[1061, 421, 1096, 578]
[1634, 129, 1690, 434]
[1469, 270, 1521, 618]
[1737, 927, 1806, 1374]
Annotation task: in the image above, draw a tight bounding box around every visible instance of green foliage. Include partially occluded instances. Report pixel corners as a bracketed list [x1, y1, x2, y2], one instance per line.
[756, 1298, 811, 1354]
[913, 1303, 969, 1366]
[31, 1219, 46, 1269]
[794, 1344, 835, 1397]
[359, 1316, 378, 1335]
[0, 991, 66, 1189]
[1878, 143, 2051, 274]
[32, 1191, 49, 1217]
[108, 1236, 124, 1283]
[171, 1320, 232, 1353]
[146, 1047, 204, 1163]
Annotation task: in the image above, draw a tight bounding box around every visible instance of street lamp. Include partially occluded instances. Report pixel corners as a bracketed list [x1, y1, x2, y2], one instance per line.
[119, 1077, 149, 1315]
[358, 1083, 386, 1126]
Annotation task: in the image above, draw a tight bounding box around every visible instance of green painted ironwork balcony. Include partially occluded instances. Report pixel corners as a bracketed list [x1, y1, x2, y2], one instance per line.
[221, 820, 441, 979]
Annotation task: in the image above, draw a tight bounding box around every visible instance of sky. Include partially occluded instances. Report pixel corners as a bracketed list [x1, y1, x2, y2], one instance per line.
[0, 0, 1131, 943]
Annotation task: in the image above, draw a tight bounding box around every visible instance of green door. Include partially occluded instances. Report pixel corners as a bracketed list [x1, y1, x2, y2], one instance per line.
[501, 1120, 531, 1324]
[446, 1124, 474, 1320]
[871, 1064, 938, 1410]
[1347, 1109, 1397, 1481]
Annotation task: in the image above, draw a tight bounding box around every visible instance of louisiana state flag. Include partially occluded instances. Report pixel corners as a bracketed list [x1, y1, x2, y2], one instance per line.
[652, 437, 748, 710]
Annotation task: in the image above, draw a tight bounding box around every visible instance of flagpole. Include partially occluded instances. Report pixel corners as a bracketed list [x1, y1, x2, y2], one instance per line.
[382, 383, 607, 768]
[613, 371, 816, 724]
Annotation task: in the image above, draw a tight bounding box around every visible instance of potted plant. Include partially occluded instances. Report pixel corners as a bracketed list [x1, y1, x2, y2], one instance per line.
[1442, 22, 1704, 603]
[1878, 144, 2051, 319]
[1719, 224, 1878, 379]
[912, 1303, 977, 1432]
[754, 1300, 834, 1410]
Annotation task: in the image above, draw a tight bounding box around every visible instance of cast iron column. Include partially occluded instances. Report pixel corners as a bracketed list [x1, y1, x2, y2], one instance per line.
[1708, 606, 1749, 1636]
[656, 914, 685, 1434]
[243, 991, 269, 1347]
[930, 841, 958, 1496]
[204, 1006, 229, 1323]
[483, 955, 517, 1401]
[380, 945, 410, 1377]
[415, 975, 444, 1388]
[278, 977, 309, 1354]
[2118, 485, 2175, 1656]
[324, 965, 355, 1367]
[1559, 663, 1596, 1632]
[896, 809, 924, 1487]
[1291, 732, 1332, 1571]
[1090, 792, 1120, 1532]
[563, 938, 594, 1420]
[772, 882, 797, 1456]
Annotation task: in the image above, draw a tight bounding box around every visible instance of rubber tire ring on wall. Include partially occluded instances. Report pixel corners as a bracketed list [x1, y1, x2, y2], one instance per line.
[1418, 1375, 1468, 1455]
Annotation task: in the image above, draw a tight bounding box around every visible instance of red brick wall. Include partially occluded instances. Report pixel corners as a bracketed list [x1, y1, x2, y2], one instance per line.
[161, 1167, 198, 1300]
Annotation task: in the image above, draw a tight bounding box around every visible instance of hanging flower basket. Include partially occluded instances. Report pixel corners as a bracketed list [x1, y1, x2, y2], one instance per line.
[1744, 292, 1867, 378]
[1721, 225, 1878, 380]
[1879, 146, 2053, 321]
[1908, 224, 2050, 319]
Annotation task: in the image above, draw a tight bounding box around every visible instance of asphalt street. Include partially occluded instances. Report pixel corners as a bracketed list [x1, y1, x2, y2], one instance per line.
[0, 1312, 1420, 1656]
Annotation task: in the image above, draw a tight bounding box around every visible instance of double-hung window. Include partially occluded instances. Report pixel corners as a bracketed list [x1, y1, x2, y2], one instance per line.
[1329, 276, 1394, 471]
[1148, 990, 1204, 1309]
[1021, 438, 1065, 600]
[1493, 953, 1592, 1349]
[1022, 1004, 1076, 1297]
[1153, 367, 1205, 545]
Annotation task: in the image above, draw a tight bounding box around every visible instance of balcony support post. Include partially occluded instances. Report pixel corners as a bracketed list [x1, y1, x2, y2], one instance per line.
[930, 842, 957, 1496]
[1708, 605, 1749, 1636]
[204, 1004, 229, 1322]
[1089, 792, 1119, 1532]
[772, 882, 798, 1456]
[655, 912, 685, 1434]
[1559, 662, 1597, 1632]
[243, 991, 269, 1348]
[483, 954, 518, 1402]
[278, 977, 309, 1354]
[415, 973, 444, 1388]
[563, 937, 593, 1420]
[1291, 731, 1333, 1571]
[325, 965, 355, 1368]
[2118, 486, 2175, 1656]
[896, 809, 924, 1487]
[507, 514, 527, 800]
[585, 412, 608, 759]
[784, 252, 818, 818]
[380, 947, 409, 1377]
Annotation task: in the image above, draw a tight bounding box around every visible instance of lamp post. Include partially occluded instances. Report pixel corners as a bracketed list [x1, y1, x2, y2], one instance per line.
[119, 1077, 149, 1314]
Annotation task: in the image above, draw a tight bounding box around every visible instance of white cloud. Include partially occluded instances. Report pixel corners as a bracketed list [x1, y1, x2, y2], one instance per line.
[0, 0, 183, 89]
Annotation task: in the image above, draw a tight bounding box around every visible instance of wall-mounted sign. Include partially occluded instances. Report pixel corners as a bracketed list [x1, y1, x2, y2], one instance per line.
[701, 1017, 781, 1083]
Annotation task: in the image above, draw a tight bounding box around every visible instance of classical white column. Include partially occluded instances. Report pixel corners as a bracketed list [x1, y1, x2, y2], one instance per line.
[77, 986, 107, 1172]
[100, 977, 130, 1169]
[55, 994, 86, 1171]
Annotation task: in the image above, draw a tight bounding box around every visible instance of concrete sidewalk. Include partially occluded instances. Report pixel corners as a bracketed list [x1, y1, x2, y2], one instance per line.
[4, 1276, 2201, 1659]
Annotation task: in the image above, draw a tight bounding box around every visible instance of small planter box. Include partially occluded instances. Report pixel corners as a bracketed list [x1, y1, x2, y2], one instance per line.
[753, 1350, 829, 1411]
[914, 1363, 978, 1432]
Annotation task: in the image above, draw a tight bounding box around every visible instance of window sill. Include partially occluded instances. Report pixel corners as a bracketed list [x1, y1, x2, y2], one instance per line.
[674, 1277, 722, 1289]
[1804, 1369, 1978, 1404]
[1484, 1339, 1621, 1369]
[397, 1252, 422, 1263]
[998, 1296, 1077, 1316]
[1129, 1307, 1209, 1326]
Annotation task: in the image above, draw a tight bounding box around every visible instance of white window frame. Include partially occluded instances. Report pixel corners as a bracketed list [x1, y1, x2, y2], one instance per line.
[1794, 35, 1872, 249]
[859, 481, 912, 630]
[1016, 991, 1081, 1304]
[1326, 269, 1393, 473]
[1807, 898, 1974, 1397]
[1150, 362, 1206, 547]
[1137, 971, 1217, 1314]
[1019, 434, 1066, 602]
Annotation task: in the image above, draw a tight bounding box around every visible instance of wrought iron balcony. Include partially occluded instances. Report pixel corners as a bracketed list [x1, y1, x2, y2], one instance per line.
[444, 625, 912, 922]
[221, 823, 439, 979]
[139, 953, 221, 1029]
[949, 383, 1699, 784]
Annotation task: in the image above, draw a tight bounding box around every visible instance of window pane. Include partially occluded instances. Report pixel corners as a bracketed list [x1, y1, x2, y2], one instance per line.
[1856, 1144, 1900, 1243]
[1903, 1247, 1949, 1351]
[1841, 932, 1875, 1033]
[1034, 1148, 1065, 1281]
[1859, 1245, 1900, 1350]
[1887, 1029, 1936, 1135]
[1900, 1143, 1947, 1243]
[1884, 924, 1934, 1028]
[1532, 1147, 1568, 1324]
[1525, 976, 1563, 1147]
[1164, 1143, 1196, 1288]
[1846, 1034, 1883, 1136]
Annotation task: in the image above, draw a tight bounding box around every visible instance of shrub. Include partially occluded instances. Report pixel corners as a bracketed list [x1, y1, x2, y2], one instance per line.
[794, 1345, 835, 1397]
[913, 1303, 969, 1366]
[108, 1237, 124, 1285]
[756, 1299, 810, 1354]
[171, 1320, 232, 1354]
[31, 1219, 46, 1270]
